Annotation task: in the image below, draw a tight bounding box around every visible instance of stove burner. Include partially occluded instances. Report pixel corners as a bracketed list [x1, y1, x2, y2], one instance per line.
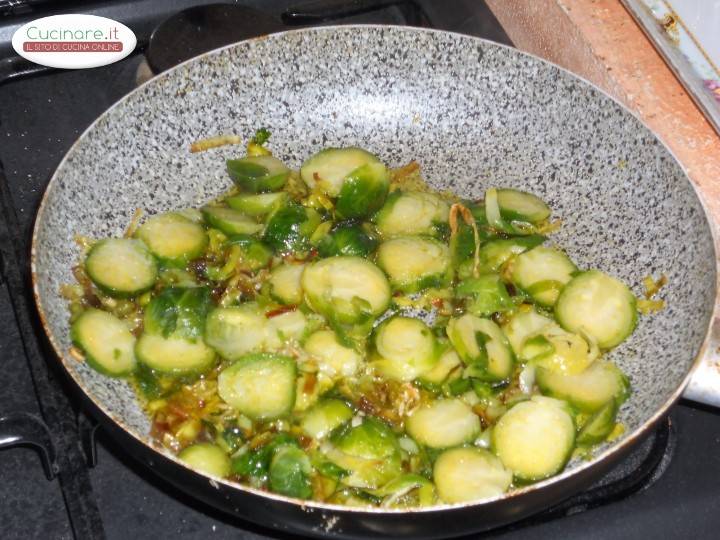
[145, 4, 284, 75]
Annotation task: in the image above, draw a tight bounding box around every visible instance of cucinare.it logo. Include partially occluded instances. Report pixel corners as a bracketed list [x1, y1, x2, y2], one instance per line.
[12, 14, 136, 69]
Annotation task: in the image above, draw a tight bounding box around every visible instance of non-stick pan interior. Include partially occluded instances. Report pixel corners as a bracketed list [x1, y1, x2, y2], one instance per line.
[33, 26, 716, 502]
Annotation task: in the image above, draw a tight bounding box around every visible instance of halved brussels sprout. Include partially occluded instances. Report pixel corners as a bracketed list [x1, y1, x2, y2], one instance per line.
[300, 147, 390, 218]
[325, 417, 403, 488]
[268, 263, 306, 305]
[406, 398, 480, 449]
[136, 212, 208, 267]
[201, 206, 264, 236]
[303, 329, 363, 378]
[510, 246, 577, 307]
[300, 398, 354, 439]
[374, 191, 449, 237]
[226, 155, 290, 193]
[227, 192, 288, 217]
[179, 443, 231, 478]
[376, 236, 451, 293]
[316, 223, 378, 258]
[433, 447, 512, 503]
[263, 204, 322, 254]
[217, 353, 297, 420]
[447, 314, 514, 382]
[301, 256, 391, 325]
[372, 316, 439, 381]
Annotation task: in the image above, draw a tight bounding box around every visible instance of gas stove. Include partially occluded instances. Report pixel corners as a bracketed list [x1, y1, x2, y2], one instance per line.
[1, 1, 719, 539]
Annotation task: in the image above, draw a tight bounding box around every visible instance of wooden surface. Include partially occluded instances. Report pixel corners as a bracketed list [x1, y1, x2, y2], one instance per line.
[486, 0, 720, 226]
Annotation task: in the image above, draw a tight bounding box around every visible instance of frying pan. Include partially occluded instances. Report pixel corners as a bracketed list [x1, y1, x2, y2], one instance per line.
[31, 26, 717, 538]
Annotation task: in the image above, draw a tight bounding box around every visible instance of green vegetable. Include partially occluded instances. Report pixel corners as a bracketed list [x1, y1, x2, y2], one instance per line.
[374, 191, 450, 237]
[372, 316, 439, 382]
[496, 188, 551, 223]
[300, 148, 390, 218]
[472, 235, 546, 274]
[269, 446, 313, 499]
[227, 155, 290, 193]
[143, 287, 212, 340]
[536, 361, 629, 412]
[447, 314, 514, 382]
[406, 399, 480, 449]
[301, 256, 391, 325]
[376, 235, 451, 293]
[263, 204, 321, 254]
[71, 309, 137, 377]
[135, 333, 216, 374]
[577, 400, 619, 446]
[136, 212, 208, 267]
[301, 399, 354, 439]
[433, 447, 512, 503]
[178, 443, 231, 478]
[555, 270, 637, 348]
[217, 353, 297, 420]
[251, 127, 271, 146]
[369, 474, 436, 507]
[303, 330, 363, 378]
[227, 192, 288, 216]
[227, 234, 273, 270]
[85, 238, 157, 297]
[326, 417, 403, 489]
[510, 246, 577, 307]
[316, 223, 378, 258]
[492, 396, 575, 481]
[268, 263, 305, 305]
[201, 206, 264, 236]
[456, 273, 514, 316]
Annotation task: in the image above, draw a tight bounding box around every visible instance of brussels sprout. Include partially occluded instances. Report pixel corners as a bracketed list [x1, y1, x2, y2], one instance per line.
[136, 212, 208, 268]
[217, 353, 297, 420]
[227, 192, 288, 217]
[433, 447, 512, 503]
[447, 314, 514, 382]
[459, 235, 545, 277]
[301, 256, 391, 325]
[144, 286, 212, 340]
[303, 330, 363, 378]
[300, 398, 354, 439]
[372, 316, 439, 382]
[231, 432, 298, 485]
[178, 443, 231, 478]
[326, 417, 403, 489]
[335, 161, 390, 219]
[373, 191, 449, 237]
[406, 399, 480, 449]
[201, 206, 264, 236]
[268, 263, 305, 305]
[263, 204, 322, 254]
[226, 155, 290, 193]
[300, 147, 390, 219]
[269, 446, 313, 499]
[376, 236, 451, 293]
[456, 273, 514, 316]
[316, 223, 378, 258]
[227, 234, 273, 270]
[369, 474, 436, 507]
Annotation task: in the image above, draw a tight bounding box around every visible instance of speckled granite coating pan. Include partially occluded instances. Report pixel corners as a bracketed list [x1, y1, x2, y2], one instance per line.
[31, 25, 716, 529]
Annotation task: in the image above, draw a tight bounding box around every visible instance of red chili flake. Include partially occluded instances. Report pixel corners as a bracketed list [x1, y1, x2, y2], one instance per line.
[265, 305, 297, 318]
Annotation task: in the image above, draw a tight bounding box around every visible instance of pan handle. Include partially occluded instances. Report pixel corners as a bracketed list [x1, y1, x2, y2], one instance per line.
[682, 310, 720, 407]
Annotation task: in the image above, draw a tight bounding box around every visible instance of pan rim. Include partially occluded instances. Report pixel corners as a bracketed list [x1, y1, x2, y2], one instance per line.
[30, 24, 719, 515]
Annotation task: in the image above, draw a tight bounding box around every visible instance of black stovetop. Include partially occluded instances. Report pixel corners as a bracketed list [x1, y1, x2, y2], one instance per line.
[1, 1, 720, 539]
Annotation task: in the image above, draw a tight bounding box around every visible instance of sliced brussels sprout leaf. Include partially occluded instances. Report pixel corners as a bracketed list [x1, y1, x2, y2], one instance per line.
[447, 314, 514, 382]
[201, 206, 264, 236]
[369, 473, 436, 507]
[456, 273, 514, 316]
[227, 192, 288, 217]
